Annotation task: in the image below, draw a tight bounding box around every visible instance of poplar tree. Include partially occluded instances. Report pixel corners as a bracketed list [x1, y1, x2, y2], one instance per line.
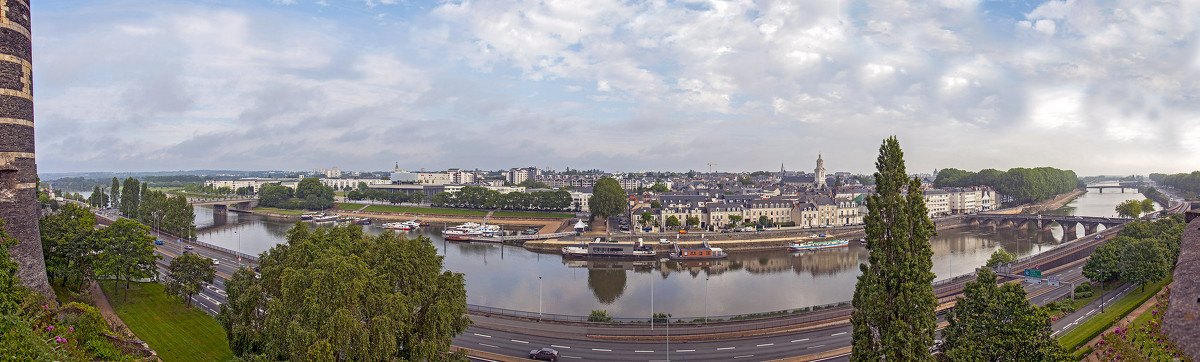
[851, 136, 938, 361]
[110, 177, 121, 209]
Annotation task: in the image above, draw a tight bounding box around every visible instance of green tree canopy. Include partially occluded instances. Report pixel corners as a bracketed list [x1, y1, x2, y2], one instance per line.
[686, 216, 700, 228]
[164, 254, 216, 308]
[589, 178, 627, 236]
[217, 224, 471, 360]
[933, 167, 1078, 204]
[1115, 199, 1142, 218]
[39, 203, 99, 288]
[649, 183, 669, 193]
[985, 248, 1015, 267]
[665, 215, 680, 228]
[851, 136, 938, 361]
[942, 269, 1066, 361]
[1140, 198, 1155, 214]
[1120, 239, 1170, 292]
[96, 219, 159, 301]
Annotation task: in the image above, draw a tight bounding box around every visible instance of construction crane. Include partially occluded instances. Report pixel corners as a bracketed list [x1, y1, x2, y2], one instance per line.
[707, 162, 717, 173]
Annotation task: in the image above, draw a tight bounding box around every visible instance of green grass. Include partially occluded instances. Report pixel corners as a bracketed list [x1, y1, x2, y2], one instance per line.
[364, 205, 489, 216]
[491, 211, 574, 218]
[100, 282, 233, 362]
[1059, 276, 1172, 355]
[335, 203, 366, 210]
[252, 207, 309, 215]
[362, 205, 573, 218]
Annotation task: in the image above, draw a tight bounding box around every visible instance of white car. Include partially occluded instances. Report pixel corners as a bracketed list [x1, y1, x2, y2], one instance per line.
[210, 258, 219, 265]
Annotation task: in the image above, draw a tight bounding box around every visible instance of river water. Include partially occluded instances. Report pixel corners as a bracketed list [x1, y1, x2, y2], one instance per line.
[190, 188, 1144, 319]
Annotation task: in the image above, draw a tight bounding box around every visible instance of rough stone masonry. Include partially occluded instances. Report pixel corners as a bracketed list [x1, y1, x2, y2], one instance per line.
[0, 0, 53, 298]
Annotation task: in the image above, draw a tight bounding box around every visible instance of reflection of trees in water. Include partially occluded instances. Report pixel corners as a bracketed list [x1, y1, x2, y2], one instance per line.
[783, 248, 866, 277]
[588, 269, 627, 304]
[454, 243, 500, 257]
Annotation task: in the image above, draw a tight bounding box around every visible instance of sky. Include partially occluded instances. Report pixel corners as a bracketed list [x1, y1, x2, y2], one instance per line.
[30, 0, 1200, 176]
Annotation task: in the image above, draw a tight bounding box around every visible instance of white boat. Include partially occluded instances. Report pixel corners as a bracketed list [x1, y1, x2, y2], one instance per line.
[561, 237, 655, 259]
[789, 239, 849, 252]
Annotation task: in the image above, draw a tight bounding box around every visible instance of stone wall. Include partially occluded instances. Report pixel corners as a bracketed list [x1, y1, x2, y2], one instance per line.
[0, 0, 51, 297]
[1164, 216, 1200, 359]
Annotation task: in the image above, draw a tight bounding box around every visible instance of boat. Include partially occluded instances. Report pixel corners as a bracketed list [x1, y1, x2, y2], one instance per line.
[311, 214, 338, 223]
[669, 241, 727, 260]
[443, 222, 483, 241]
[300, 212, 320, 221]
[350, 217, 371, 225]
[561, 237, 655, 259]
[789, 239, 850, 252]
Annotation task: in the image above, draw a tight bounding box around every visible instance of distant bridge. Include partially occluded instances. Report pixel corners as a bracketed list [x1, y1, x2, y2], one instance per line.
[1085, 181, 1143, 193]
[187, 197, 259, 212]
[966, 214, 1134, 236]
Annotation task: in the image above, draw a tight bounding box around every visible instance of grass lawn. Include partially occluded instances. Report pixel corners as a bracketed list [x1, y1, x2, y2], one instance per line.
[252, 207, 309, 215]
[1059, 276, 1172, 355]
[363, 205, 489, 216]
[362, 205, 573, 218]
[101, 282, 233, 362]
[492, 210, 574, 218]
[335, 203, 366, 210]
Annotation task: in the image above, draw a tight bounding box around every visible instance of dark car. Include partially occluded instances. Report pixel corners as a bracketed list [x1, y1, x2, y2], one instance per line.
[528, 347, 559, 361]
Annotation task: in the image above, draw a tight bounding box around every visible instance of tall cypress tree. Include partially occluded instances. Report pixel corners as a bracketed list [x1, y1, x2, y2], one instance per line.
[110, 177, 121, 209]
[851, 136, 938, 361]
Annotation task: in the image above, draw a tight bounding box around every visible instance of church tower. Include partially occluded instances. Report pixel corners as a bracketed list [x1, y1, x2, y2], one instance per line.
[814, 154, 826, 188]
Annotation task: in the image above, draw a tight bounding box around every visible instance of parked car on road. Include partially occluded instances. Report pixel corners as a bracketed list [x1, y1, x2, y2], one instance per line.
[529, 347, 559, 361]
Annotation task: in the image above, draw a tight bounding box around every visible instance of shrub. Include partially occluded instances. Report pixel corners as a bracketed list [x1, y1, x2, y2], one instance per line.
[588, 310, 613, 323]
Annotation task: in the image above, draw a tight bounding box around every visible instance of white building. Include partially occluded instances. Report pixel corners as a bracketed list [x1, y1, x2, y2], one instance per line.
[205, 178, 299, 192]
[321, 178, 390, 190]
[506, 167, 541, 184]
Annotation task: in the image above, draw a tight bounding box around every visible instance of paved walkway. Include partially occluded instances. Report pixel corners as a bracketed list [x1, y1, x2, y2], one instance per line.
[87, 280, 136, 338]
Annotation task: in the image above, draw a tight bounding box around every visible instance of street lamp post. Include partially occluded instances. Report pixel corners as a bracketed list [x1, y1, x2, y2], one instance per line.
[539, 276, 543, 320]
[650, 271, 654, 331]
[236, 230, 242, 268]
[704, 277, 709, 325]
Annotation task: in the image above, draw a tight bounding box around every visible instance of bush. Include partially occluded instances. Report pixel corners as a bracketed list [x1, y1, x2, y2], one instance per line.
[84, 339, 120, 360]
[588, 310, 613, 323]
[1075, 282, 1092, 294]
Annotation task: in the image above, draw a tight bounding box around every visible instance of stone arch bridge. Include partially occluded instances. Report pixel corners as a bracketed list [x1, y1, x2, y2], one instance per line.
[965, 214, 1134, 237]
[188, 197, 259, 212]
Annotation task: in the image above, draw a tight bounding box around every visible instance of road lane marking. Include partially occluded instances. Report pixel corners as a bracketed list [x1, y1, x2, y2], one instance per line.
[676, 349, 695, 352]
[560, 356, 581, 359]
[756, 343, 774, 347]
[591, 348, 611, 352]
[551, 345, 571, 349]
[634, 350, 654, 353]
[473, 333, 491, 338]
[791, 338, 809, 343]
[717, 347, 736, 350]
[807, 344, 826, 349]
[831, 331, 848, 336]
[479, 343, 498, 348]
[734, 355, 754, 359]
[511, 339, 529, 344]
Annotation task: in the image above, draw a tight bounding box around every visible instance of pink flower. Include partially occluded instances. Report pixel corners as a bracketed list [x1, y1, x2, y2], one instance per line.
[55, 336, 66, 343]
[45, 325, 54, 332]
[68, 327, 73, 333]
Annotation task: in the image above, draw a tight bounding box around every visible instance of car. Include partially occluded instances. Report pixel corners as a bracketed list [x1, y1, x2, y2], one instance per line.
[184, 244, 194, 250]
[818, 234, 827, 238]
[154, 239, 164, 245]
[529, 348, 559, 361]
[678, 229, 688, 234]
[658, 238, 671, 244]
[210, 258, 219, 265]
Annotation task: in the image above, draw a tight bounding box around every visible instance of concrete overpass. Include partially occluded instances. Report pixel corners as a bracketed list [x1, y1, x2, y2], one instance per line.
[966, 214, 1133, 236]
[188, 197, 259, 212]
[1085, 181, 1143, 193]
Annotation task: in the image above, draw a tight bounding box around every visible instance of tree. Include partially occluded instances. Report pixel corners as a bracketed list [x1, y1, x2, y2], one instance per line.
[649, 183, 669, 193]
[1140, 198, 1155, 214]
[1115, 199, 1142, 218]
[1120, 239, 1169, 292]
[985, 248, 1015, 267]
[1083, 236, 1128, 282]
[639, 211, 654, 230]
[665, 216, 680, 229]
[588, 178, 627, 237]
[686, 216, 700, 229]
[110, 177, 121, 209]
[217, 224, 471, 360]
[96, 219, 159, 301]
[39, 203, 99, 288]
[851, 136, 938, 361]
[758, 215, 770, 228]
[650, 200, 662, 209]
[942, 269, 1066, 361]
[120, 177, 141, 218]
[728, 215, 742, 228]
[164, 254, 216, 308]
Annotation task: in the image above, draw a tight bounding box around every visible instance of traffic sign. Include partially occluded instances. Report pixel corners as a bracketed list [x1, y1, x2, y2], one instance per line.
[1024, 269, 1042, 278]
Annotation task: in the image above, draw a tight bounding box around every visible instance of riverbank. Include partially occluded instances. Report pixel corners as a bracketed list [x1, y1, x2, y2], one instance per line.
[240, 205, 572, 233]
[990, 189, 1085, 214]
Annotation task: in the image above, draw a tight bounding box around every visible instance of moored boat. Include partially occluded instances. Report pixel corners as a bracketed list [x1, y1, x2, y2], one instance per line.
[561, 237, 655, 259]
[669, 241, 727, 260]
[789, 239, 849, 252]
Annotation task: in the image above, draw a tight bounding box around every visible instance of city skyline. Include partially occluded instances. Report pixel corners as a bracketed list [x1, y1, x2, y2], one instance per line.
[32, 0, 1200, 175]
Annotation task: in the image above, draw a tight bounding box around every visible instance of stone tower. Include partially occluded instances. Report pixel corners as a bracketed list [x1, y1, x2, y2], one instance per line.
[814, 154, 826, 188]
[0, 0, 53, 298]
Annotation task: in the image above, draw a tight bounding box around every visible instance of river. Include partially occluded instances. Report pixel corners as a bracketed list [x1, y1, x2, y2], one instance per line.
[189, 188, 1143, 319]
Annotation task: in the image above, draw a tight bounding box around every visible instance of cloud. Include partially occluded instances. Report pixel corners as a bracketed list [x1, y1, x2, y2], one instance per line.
[29, 0, 1200, 176]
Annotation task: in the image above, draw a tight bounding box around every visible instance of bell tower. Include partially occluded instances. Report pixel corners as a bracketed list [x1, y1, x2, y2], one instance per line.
[814, 154, 826, 188]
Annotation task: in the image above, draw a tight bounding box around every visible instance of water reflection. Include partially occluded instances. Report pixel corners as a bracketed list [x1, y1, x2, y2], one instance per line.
[189, 188, 1138, 317]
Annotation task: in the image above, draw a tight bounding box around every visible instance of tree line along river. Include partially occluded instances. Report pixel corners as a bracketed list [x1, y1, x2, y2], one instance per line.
[189, 188, 1145, 319]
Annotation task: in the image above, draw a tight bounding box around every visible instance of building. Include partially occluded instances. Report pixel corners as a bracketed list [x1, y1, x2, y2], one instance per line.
[814, 154, 827, 188]
[205, 178, 299, 192]
[0, 0, 54, 297]
[506, 167, 541, 184]
[321, 178, 390, 190]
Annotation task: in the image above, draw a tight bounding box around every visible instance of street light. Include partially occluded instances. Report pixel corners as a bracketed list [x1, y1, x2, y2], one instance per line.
[704, 277, 709, 325]
[539, 276, 543, 320]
